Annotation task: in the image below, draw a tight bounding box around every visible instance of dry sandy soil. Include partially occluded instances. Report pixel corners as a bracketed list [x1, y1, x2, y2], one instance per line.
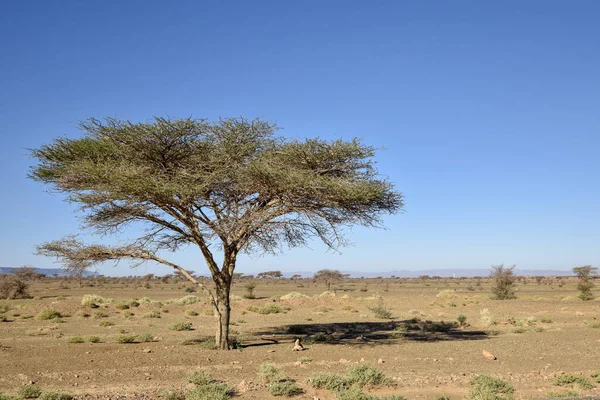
[1, 276, 599, 399]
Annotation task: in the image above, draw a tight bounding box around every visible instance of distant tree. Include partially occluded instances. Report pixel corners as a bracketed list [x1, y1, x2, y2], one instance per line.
[0, 266, 34, 299]
[30, 116, 402, 349]
[573, 265, 597, 301]
[313, 269, 346, 290]
[291, 274, 302, 280]
[257, 270, 283, 279]
[490, 264, 517, 300]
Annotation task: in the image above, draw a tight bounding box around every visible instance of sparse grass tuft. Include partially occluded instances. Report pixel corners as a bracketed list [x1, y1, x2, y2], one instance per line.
[81, 294, 110, 308]
[187, 370, 213, 386]
[99, 320, 114, 327]
[267, 381, 304, 397]
[18, 384, 42, 399]
[39, 392, 74, 400]
[259, 362, 284, 384]
[546, 390, 581, 398]
[185, 383, 232, 400]
[170, 295, 199, 306]
[37, 309, 62, 320]
[369, 299, 393, 319]
[540, 317, 553, 323]
[280, 292, 308, 300]
[553, 374, 595, 389]
[186, 310, 199, 316]
[469, 375, 514, 400]
[170, 322, 193, 331]
[67, 336, 85, 343]
[247, 304, 283, 314]
[117, 334, 138, 344]
[89, 336, 101, 343]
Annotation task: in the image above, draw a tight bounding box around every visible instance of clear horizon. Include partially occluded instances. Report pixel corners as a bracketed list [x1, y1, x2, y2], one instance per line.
[1, 1, 599, 277]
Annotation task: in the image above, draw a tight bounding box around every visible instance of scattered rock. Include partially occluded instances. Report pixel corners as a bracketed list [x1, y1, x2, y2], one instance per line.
[378, 358, 384, 364]
[482, 350, 497, 360]
[267, 349, 275, 353]
[142, 348, 152, 353]
[339, 358, 349, 363]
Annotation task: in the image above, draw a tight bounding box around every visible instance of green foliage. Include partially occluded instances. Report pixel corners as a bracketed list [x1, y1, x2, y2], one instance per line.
[170, 322, 193, 331]
[36, 309, 62, 320]
[369, 299, 393, 319]
[39, 392, 74, 400]
[552, 374, 595, 389]
[114, 302, 130, 310]
[469, 375, 514, 400]
[67, 336, 85, 343]
[346, 364, 393, 388]
[309, 364, 393, 396]
[81, 294, 109, 308]
[307, 332, 335, 343]
[267, 381, 304, 397]
[158, 390, 184, 400]
[573, 266, 597, 301]
[586, 322, 600, 329]
[247, 304, 282, 314]
[187, 370, 213, 386]
[337, 388, 407, 400]
[546, 390, 580, 398]
[117, 335, 138, 343]
[99, 320, 114, 327]
[457, 313, 468, 327]
[170, 295, 199, 306]
[540, 317, 553, 323]
[89, 336, 101, 343]
[139, 332, 154, 342]
[185, 383, 232, 400]
[18, 385, 42, 399]
[490, 265, 517, 300]
[186, 310, 199, 316]
[259, 363, 285, 384]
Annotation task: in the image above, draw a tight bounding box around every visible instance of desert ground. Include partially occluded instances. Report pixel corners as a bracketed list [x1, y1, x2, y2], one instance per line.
[1, 275, 599, 399]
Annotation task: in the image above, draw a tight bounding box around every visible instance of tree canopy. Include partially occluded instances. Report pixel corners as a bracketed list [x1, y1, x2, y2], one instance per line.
[30, 116, 403, 348]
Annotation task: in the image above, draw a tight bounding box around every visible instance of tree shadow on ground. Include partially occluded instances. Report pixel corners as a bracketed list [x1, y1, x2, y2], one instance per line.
[247, 319, 490, 347]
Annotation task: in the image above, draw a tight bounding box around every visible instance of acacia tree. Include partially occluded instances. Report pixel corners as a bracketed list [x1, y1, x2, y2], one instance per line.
[30, 117, 403, 349]
[314, 269, 347, 290]
[573, 265, 597, 300]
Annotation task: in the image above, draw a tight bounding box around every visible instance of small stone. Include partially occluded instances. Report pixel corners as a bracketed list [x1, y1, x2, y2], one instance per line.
[339, 358, 349, 363]
[293, 338, 304, 351]
[482, 350, 497, 360]
[142, 348, 152, 353]
[267, 349, 275, 353]
[360, 358, 365, 362]
[378, 358, 384, 364]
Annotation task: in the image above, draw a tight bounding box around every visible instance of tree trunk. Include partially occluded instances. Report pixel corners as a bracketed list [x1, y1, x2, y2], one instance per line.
[213, 280, 232, 350]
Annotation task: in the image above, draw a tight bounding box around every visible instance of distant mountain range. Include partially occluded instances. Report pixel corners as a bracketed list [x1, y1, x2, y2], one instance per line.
[278, 268, 574, 278]
[0, 267, 99, 277]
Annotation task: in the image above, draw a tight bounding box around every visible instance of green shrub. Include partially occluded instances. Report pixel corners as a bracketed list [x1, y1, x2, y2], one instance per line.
[89, 336, 101, 343]
[36, 309, 62, 320]
[307, 332, 335, 343]
[170, 322, 193, 331]
[99, 320, 114, 327]
[18, 385, 42, 399]
[540, 317, 553, 323]
[469, 375, 514, 400]
[144, 311, 161, 318]
[592, 370, 600, 383]
[259, 362, 284, 384]
[186, 310, 199, 316]
[39, 392, 74, 400]
[346, 364, 392, 388]
[309, 372, 351, 392]
[510, 327, 527, 334]
[490, 265, 517, 300]
[139, 332, 154, 342]
[337, 388, 407, 400]
[247, 304, 282, 314]
[185, 383, 232, 400]
[81, 294, 109, 308]
[170, 295, 199, 305]
[267, 381, 304, 397]
[93, 310, 108, 319]
[457, 314, 468, 327]
[181, 337, 216, 349]
[158, 390, 184, 400]
[117, 335, 138, 344]
[187, 370, 213, 386]
[546, 390, 580, 398]
[67, 336, 85, 343]
[553, 374, 595, 389]
[369, 299, 392, 319]
[586, 322, 600, 329]
[115, 303, 130, 310]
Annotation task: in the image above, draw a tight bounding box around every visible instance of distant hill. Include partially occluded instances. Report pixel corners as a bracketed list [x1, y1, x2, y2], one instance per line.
[281, 268, 573, 278]
[0, 267, 99, 277]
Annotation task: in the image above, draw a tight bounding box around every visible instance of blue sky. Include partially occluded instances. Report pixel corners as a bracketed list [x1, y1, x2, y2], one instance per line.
[1, 1, 598, 276]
